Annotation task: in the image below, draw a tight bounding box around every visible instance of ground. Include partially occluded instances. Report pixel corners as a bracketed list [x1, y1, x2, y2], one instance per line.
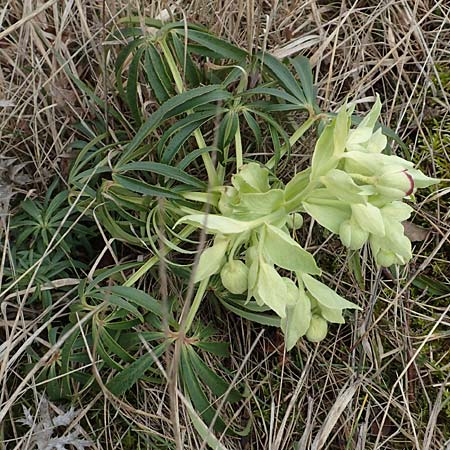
[0, 1, 449, 449]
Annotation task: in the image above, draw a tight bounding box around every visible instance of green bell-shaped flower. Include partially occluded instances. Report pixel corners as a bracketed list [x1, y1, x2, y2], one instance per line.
[286, 213, 303, 230]
[339, 219, 369, 250]
[306, 314, 328, 342]
[220, 259, 249, 294]
[376, 169, 414, 200]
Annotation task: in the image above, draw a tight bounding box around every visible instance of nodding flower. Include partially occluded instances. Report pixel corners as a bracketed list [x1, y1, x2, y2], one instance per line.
[376, 168, 415, 199]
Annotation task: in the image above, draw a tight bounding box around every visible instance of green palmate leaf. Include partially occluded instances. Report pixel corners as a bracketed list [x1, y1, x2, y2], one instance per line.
[194, 341, 231, 357]
[219, 297, 280, 326]
[263, 225, 321, 274]
[169, 89, 231, 116]
[178, 146, 220, 170]
[242, 87, 302, 105]
[108, 286, 164, 317]
[60, 326, 81, 398]
[146, 44, 174, 97]
[180, 348, 227, 433]
[187, 346, 241, 403]
[195, 238, 228, 282]
[254, 261, 288, 318]
[177, 214, 253, 234]
[248, 109, 291, 158]
[106, 343, 167, 395]
[92, 325, 123, 370]
[118, 331, 165, 349]
[184, 395, 232, 450]
[290, 55, 315, 105]
[175, 29, 247, 60]
[269, 124, 282, 167]
[171, 33, 201, 87]
[242, 110, 262, 149]
[144, 47, 170, 103]
[156, 109, 215, 151]
[116, 162, 205, 189]
[302, 274, 361, 311]
[160, 114, 217, 163]
[257, 52, 306, 104]
[310, 119, 338, 181]
[115, 38, 145, 99]
[281, 287, 312, 350]
[127, 46, 144, 123]
[112, 174, 183, 199]
[100, 327, 135, 362]
[217, 111, 239, 150]
[120, 85, 225, 163]
[100, 293, 144, 321]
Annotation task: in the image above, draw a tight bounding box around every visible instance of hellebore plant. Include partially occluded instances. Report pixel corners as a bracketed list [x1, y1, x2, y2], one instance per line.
[65, 22, 441, 435]
[179, 97, 438, 350]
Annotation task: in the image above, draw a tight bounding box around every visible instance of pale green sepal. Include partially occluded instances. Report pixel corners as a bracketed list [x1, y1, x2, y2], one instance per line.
[284, 168, 311, 201]
[351, 203, 385, 236]
[283, 277, 301, 306]
[407, 168, 440, 189]
[333, 104, 350, 157]
[358, 94, 382, 129]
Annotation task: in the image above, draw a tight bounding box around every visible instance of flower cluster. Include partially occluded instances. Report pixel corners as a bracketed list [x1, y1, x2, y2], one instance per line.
[179, 163, 360, 349]
[177, 97, 438, 349]
[298, 97, 438, 266]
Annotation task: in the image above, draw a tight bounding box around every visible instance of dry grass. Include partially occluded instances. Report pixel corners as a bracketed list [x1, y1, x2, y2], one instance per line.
[1, 1, 449, 449]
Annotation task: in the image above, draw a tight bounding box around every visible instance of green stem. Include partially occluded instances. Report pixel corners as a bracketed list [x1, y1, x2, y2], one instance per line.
[160, 37, 219, 187]
[235, 123, 243, 169]
[123, 225, 195, 287]
[266, 116, 317, 170]
[183, 277, 209, 333]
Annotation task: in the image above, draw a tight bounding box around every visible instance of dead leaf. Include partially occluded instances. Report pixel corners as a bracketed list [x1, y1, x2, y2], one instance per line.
[403, 221, 430, 242]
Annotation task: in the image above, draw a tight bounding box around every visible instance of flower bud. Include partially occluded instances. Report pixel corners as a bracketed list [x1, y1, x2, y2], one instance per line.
[374, 248, 398, 267]
[305, 315, 328, 342]
[286, 213, 303, 230]
[220, 260, 249, 294]
[377, 169, 414, 199]
[339, 220, 369, 250]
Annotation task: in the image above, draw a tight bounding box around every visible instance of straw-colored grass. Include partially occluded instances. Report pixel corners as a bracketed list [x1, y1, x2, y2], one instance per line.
[1, 1, 449, 449]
